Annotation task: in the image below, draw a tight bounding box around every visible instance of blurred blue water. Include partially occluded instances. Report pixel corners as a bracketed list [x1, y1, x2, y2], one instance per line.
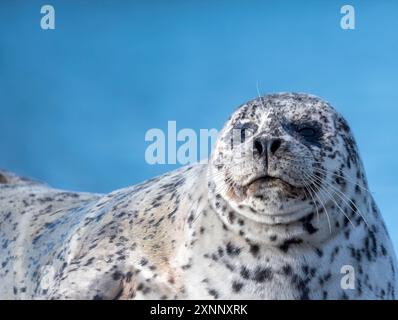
[0, 1, 397, 247]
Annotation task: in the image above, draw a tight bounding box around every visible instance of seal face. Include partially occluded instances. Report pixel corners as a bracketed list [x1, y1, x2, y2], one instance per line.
[0, 92, 397, 300]
[209, 93, 361, 231]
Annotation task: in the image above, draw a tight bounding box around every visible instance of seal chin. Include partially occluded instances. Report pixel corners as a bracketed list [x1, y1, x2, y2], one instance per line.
[233, 200, 314, 225]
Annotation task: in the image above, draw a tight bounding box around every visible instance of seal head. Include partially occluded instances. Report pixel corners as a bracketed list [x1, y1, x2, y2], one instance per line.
[208, 93, 361, 229]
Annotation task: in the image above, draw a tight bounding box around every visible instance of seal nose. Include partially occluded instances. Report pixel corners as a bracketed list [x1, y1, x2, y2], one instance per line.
[253, 138, 282, 156]
[254, 139, 265, 156]
[269, 139, 281, 154]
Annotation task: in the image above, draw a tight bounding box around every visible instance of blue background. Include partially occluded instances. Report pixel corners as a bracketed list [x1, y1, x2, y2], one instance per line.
[0, 1, 397, 248]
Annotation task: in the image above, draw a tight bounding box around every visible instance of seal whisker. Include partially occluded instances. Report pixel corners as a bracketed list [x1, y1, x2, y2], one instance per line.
[311, 167, 372, 194]
[301, 171, 332, 233]
[308, 170, 370, 228]
[298, 175, 321, 226]
[303, 171, 356, 229]
[282, 156, 373, 194]
[283, 156, 369, 192]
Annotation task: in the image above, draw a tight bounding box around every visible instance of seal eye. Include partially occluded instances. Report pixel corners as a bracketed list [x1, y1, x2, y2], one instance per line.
[298, 127, 316, 137]
[232, 122, 258, 143]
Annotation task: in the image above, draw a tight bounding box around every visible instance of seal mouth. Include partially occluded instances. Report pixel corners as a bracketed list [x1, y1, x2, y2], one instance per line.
[243, 174, 302, 198]
[246, 175, 293, 189]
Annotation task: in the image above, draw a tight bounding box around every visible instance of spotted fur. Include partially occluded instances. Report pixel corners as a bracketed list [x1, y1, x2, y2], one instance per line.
[0, 93, 397, 299]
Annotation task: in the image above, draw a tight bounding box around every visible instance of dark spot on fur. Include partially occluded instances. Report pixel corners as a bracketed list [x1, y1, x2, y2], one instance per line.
[240, 267, 250, 279]
[112, 271, 123, 281]
[269, 235, 277, 242]
[208, 289, 219, 299]
[253, 267, 272, 282]
[249, 244, 260, 257]
[226, 242, 241, 256]
[232, 281, 244, 293]
[282, 265, 292, 276]
[279, 238, 303, 253]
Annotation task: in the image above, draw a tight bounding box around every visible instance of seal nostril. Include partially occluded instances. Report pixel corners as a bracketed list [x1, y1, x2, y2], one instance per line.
[270, 139, 281, 154]
[254, 139, 263, 155]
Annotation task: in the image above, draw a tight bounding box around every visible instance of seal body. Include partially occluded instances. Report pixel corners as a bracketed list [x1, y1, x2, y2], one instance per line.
[0, 93, 397, 299]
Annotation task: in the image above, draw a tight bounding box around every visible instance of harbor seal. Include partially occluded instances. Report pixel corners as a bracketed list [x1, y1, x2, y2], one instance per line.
[0, 92, 397, 299]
